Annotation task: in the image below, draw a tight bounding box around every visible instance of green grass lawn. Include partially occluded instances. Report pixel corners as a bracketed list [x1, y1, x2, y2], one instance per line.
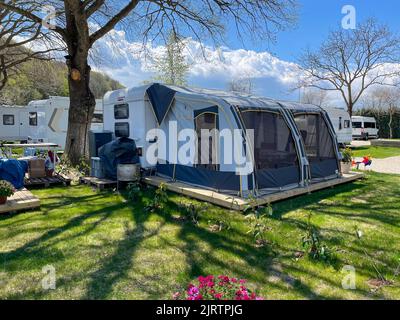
[0, 172, 399, 300]
[352, 146, 400, 159]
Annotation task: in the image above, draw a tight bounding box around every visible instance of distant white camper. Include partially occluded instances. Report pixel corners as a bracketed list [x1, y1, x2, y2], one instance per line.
[0, 105, 29, 141]
[351, 116, 379, 140]
[321, 107, 352, 146]
[0, 96, 103, 149]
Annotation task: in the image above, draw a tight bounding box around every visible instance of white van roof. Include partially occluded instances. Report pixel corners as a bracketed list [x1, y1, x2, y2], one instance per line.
[352, 116, 376, 122]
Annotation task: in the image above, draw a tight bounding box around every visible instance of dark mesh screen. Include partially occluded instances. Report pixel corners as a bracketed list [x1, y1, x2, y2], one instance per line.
[195, 112, 218, 170]
[294, 114, 335, 161]
[240, 111, 299, 170]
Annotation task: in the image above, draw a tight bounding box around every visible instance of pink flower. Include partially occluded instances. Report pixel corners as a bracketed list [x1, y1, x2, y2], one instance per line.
[214, 293, 223, 299]
[180, 275, 263, 300]
[188, 285, 199, 296]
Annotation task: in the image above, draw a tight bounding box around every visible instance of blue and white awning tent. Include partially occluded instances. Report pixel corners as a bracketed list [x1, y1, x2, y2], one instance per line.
[103, 83, 342, 197]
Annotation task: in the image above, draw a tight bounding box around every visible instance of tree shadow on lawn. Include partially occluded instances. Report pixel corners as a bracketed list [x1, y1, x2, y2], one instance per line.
[272, 181, 366, 220]
[0, 193, 128, 273]
[80, 180, 397, 300]
[83, 200, 166, 299]
[154, 200, 339, 300]
[4, 176, 396, 300]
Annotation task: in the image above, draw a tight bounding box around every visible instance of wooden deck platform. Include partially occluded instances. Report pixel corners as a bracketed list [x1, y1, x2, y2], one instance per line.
[24, 173, 71, 188]
[0, 188, 40, 214]
[80, 176, 117, 189]
[143, 172, 364, 211]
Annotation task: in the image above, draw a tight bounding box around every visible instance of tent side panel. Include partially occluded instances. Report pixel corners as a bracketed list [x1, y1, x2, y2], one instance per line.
[157, 163, 242, 191]
[256, 165, 300, 189]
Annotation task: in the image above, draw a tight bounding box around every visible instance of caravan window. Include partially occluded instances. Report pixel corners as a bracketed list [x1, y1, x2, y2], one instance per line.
[3, 115, 14, 125]
[114, 104, 129, 119]
[115, 122, 130, 137]
[352, 122, 362, 128]
[241, 111, 298, 170]
[339, 117, 342, 130]
[3, 114, 15, 126]
[344, 120, 350, 128]
[29, 112, 37, 126]
[92, 113, 103, 123]
[365, 122, 376, 129]
[195, 112, 218, 171]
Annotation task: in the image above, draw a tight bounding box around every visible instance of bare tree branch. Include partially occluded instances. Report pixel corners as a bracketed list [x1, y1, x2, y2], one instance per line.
[298, 19, 400, 117]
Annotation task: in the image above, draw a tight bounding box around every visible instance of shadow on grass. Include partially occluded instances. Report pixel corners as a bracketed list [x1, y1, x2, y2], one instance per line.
[3, 173, 398, 300]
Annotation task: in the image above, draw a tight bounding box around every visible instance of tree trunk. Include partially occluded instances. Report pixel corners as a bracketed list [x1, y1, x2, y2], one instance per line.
[64, 49, 95, 165]
[347, 102, 353, 118]
[388, 108, 393, 139]
[63, 2, 95, 166]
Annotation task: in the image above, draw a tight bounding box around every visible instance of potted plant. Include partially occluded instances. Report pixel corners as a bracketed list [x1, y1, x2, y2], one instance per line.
[0, 180, 15, 205]
[340, 147, 353, 174]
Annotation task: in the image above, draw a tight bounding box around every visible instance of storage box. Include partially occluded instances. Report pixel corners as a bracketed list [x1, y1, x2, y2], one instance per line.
[91, 157, 105, 178]
[28, 158, 46, 178]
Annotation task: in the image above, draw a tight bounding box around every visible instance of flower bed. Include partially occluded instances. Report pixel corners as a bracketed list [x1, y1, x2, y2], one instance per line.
[174, 275, 263, 300]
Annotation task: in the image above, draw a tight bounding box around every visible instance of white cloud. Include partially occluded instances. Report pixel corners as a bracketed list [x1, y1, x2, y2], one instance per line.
[91, 29, 301, 100]
[47, 27, 399, 110]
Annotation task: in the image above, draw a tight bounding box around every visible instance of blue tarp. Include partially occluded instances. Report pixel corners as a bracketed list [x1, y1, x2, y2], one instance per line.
[146, 83, 176, 124]
[98, 137, 140, 180]
[0, 159, 28, 189]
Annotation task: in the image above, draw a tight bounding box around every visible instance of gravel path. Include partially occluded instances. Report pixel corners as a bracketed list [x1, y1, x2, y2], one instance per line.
[354, 156, 400, 175]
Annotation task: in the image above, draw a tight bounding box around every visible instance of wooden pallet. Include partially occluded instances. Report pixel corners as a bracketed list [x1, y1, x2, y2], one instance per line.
[80, 176, 117, 190]
[143, 172, 364, 211]
[24, 173, 71, 188]
[0, 188, 40, 214]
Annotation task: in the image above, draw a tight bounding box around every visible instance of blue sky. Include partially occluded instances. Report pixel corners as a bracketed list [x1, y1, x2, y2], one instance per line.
[225, 0, 400, 60]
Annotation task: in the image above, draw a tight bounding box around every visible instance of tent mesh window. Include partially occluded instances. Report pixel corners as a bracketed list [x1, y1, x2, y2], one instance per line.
[194, 112, 218, 171]
[294, 114, 335, 161]
[240, 111, 298, 170]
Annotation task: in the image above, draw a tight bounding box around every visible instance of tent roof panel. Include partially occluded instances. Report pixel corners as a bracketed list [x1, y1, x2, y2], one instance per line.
[104, 83, 325, 124]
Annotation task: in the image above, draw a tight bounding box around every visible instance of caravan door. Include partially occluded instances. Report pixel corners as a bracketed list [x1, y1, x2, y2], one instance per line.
[19, 111, 30, 140]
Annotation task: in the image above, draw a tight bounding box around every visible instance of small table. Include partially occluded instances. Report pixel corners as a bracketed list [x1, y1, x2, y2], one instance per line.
[1, 143, 60, 171]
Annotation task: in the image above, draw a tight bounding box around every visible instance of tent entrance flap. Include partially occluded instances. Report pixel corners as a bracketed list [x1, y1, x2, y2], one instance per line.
[146, 83, 176, 124]
[239, 109, 301, 190]
[293, 113, 339, 179]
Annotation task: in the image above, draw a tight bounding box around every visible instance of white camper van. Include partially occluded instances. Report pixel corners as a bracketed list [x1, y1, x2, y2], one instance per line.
[321, 107, 352, 146]
[27, 96, 104, 148]
[0, 97, 103, 148]
[351, 116, 379, 140]
[0, 105, 30, 142]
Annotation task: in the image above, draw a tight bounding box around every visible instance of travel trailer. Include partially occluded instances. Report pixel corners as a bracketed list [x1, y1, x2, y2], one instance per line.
[0, 96, 103, 148]
[351, 116, 379, 140]
[0, 105, 29, 142]
[103, 83, 342, 197]
[321, 107, 352, 146]
[27, 96, 104, 148]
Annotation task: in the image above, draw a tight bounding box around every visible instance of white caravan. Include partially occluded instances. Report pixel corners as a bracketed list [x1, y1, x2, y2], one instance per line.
[351, 116, 379, 140]
[0, 96, 103, 148]
[0, 105, 29, 141]
[321, 107, 352, 146]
